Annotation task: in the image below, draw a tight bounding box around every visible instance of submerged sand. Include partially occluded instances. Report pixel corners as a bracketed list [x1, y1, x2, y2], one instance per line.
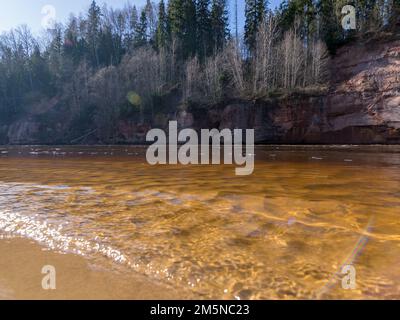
[0, 238, 190, 300]
[1, 146, 400, 299]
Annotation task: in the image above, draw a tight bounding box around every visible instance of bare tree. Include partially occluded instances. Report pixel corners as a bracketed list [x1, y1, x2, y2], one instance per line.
[308, 39, 329, 86]
[224, 40, 245, 95]
[280, 28, 304, 89]
[251, 13, 279, 95]
[183, 56, 200, 101]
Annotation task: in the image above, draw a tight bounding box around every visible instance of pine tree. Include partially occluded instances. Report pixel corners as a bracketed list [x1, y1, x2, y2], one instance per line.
[196, 0, 212, 59]
[130, 5, 139, 35]
[244, 0, 267, 53]
[63, 16, 82, 65]
[168, 0, 184, 35]
[31, 45, 53, 94]
[135, 9, 148, 47]
[168, 0, 197, 58]
[210, 0, 229, 51]
[278, 0, 317, 43]
[317, 0, 342, 54]
[156, 0, 169, 50]
[145, 0, 157, 45]
[124, 5, 138, 51]
[183, 0, 197, 58]
[48, 25, 64, 88]
[299, 0, 317, 44]
[87, 0, 102, 67]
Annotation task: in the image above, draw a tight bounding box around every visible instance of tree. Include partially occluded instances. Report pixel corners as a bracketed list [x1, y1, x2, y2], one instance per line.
[145, 0, 158, 46]
[317, 0, 342, 54]
[135, 9, 148, 47]
[280, 27, 304, 89]
[196, 0, 212, 59]
[156, 0, 169, 50]
[125, 5, 139, 50]
[251, 13, 278, 94]
[64, 15, 83, 65]
[244, 0, 267, 53]
[182, 0, 197, 58]
[278, 0, 317, 44]
[87, 0, 102, 67]
[168, 0, 197, 58]
[210, 0, 229, 51]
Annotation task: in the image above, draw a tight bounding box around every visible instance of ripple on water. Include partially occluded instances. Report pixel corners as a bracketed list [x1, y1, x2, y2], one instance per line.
[0, 146, 400, 299]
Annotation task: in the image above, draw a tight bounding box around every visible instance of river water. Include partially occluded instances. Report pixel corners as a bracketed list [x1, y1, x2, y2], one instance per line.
[0, 145, 399, 299]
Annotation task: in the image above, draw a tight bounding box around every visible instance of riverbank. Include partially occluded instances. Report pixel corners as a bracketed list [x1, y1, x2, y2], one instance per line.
[0, 237, 189, 300]
[1, 33, 399, 146]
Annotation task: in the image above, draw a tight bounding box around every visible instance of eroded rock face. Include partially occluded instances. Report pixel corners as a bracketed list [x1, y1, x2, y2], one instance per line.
[321, 38, 400, 143]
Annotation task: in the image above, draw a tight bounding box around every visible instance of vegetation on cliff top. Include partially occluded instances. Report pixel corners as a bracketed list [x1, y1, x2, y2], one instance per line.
[0, 0, 398, 142]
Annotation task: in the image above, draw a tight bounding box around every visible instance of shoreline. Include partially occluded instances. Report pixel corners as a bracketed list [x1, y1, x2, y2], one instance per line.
[0, 237, 191, 300]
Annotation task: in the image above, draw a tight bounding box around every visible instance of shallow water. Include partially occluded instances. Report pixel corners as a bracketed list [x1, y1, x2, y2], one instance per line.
[0, 145, 400, 299]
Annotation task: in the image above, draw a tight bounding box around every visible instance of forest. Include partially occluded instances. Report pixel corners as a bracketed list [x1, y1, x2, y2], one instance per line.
[0, 0, 399, 142]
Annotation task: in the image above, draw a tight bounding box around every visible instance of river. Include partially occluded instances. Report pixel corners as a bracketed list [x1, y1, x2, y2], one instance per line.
[0, 145, 399, 299]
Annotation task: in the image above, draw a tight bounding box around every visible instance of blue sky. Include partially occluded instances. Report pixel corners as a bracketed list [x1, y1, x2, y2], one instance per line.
[0, 0, 282, 35]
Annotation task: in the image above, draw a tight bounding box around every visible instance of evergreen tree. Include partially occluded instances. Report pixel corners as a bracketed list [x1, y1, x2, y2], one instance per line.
[145, 0, 157, 46]
[168, 0, 184, 35]
[63, 16, 82, 65]
[317, 0, 342, 54]
[210, 0, 229, 51]
[244, 0, 267, 52]
[124, 5, 139, 51]
[196, 0, 212, 59]
[301, 0, 318, 43]
[87, 0, 102, 67]
[135, 9, 148, 47]
[31, 45, 53, 95]
[183, 0, 197, 57]
[130, 5, 139, 32]
[48, 24, 64, 89]
[168, 0, 197, 58]
[278, 0, 317, 43]
[156, 0, 169, 50]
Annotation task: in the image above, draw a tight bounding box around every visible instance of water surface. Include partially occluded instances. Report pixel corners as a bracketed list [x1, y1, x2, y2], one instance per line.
[0, 145, 399, 299]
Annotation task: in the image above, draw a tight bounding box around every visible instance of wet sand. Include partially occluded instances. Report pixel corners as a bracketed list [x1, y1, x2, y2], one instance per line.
[0, 237, 190, 300]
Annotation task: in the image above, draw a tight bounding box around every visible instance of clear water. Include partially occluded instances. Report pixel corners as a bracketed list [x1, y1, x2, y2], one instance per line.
[0, 145, 399, 299]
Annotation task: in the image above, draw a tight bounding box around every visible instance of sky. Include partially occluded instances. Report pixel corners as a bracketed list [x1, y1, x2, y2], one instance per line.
[0, 0, 282, 35]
